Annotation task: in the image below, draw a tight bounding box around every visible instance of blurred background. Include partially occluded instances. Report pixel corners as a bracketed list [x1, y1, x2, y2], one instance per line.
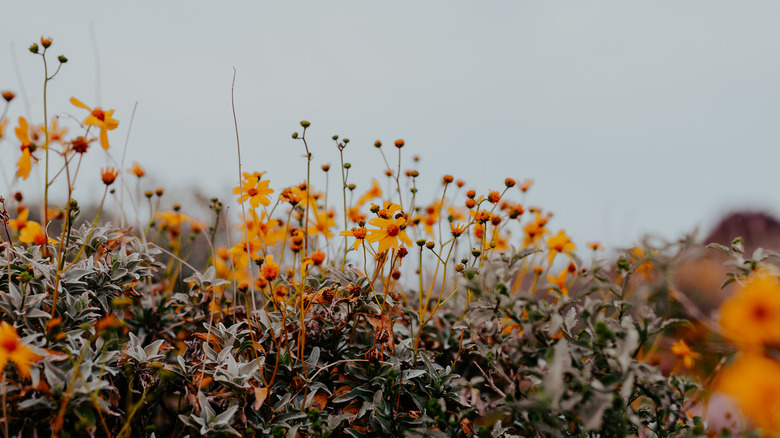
[3, 1, 780, 249]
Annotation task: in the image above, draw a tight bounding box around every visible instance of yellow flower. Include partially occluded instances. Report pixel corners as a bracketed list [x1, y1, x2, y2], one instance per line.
[0, 321, 41, 378]
[548, 268, 569, 297]
[8, 208, 29, 232]
[308, 206, 336, 238]
[356, 179, 382, 206]
[19, 221, 51, 246]
[546, 230, 575, 265]
[234, 172, 273, 208]
[717, 354, 780, 434]
[229, 235, 263, 270]
[15, 117, 37, 180]
[366, 216, 412, 254]
[70, 97, 119, 150]
[46, 118, 68, 146]
[719, 272, 780, 349]
[371, 202, 402, 220]
[670, 339, 701, 369]
[523, 211, 550, 247]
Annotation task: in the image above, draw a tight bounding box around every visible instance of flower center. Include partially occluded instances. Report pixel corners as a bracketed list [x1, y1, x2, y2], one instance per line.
[386, 224, 400, 237]
[753, 303, 770, 321]
[247, 188, 258, 197]
[91, 108, 106, 121]
[0, 336, 18, 353]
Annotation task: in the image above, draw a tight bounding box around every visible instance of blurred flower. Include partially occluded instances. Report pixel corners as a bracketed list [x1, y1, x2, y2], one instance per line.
[0, 322, 41, 378]
[546, 230, 575, 265]
[548, 268, 569, 296]
[15, 117, 37, 180]
[719, 271, 780, 349]
[19, 221, 50, 246]
[70, 97, 119, 150]
[8, 208, 29, 232]
[717, 354, 780, 434]
[356, 179, 382, 206]
[670, 339, 701, 369]
[261, 255, 279, 281]
[128, 162, 145, 178]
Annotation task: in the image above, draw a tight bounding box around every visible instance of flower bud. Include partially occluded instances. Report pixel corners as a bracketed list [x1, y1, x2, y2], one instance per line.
[292, 132, 299, 139]
[29, 43, 39, 54]
[374, 140, 382, 148]
[300, 120, 310, 128]
[57, 55, 68, 63]
[40, 37, 52, 48]
[1, 91, 15, 102]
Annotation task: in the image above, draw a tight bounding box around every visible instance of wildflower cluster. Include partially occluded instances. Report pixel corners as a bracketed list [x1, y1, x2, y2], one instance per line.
[0, 36, 750, 437]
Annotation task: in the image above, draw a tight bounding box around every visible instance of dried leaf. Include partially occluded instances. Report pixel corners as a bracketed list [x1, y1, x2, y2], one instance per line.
[253, 387, 268, 411]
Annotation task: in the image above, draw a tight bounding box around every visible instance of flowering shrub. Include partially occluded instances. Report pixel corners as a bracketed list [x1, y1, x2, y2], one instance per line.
[0, 36, 772, 437]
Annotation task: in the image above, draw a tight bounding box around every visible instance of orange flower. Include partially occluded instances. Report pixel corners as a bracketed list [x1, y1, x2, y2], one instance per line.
[70, 97, 119, 150]
[0, 322, 41, 378]
[587, 242, 603, 251]
[339, 227, 368, 251]
[261, 255, 279, 281]
[366, 216, 412, 253]
[450, 222, 467, 238]
[128, 162, 145, 178]
[670, 339, 701, 369]
[101, 167, 119, 185]
[234, 172, 274, 208]
[0, 118, 7, 140]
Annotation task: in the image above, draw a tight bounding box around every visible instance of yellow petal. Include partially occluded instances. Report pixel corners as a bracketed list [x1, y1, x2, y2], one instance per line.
[70, 97, 91, 110]
[100, 128, 110, 150]
[16, 149, 31, 180]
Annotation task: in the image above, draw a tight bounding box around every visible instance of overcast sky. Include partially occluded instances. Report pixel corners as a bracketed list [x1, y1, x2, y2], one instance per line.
[3, 1, 780, 249]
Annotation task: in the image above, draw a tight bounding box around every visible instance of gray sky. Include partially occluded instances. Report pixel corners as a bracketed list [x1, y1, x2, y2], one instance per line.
[3, 1, 780, 249]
